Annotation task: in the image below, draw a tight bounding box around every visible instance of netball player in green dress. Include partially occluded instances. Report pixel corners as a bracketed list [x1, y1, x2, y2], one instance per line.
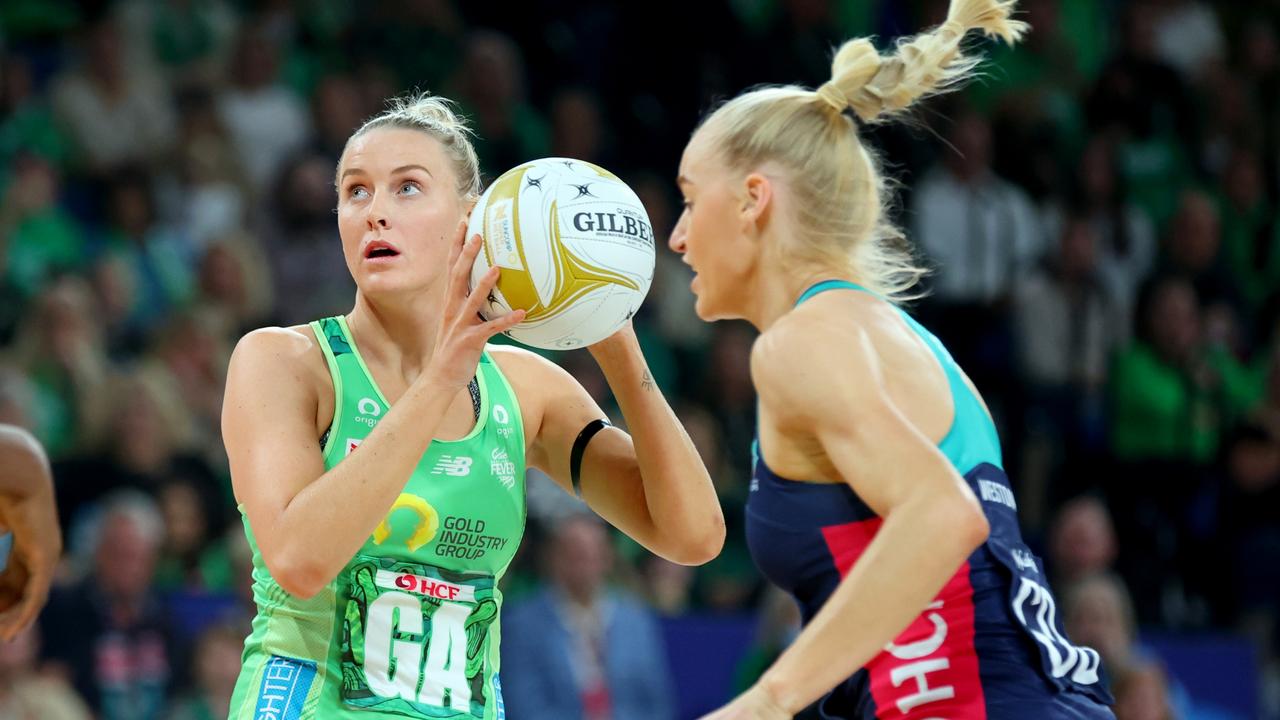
[221, 94, 724, 720]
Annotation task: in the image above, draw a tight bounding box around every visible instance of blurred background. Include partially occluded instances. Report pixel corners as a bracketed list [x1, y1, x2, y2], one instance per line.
[0, 0, 1277, 718]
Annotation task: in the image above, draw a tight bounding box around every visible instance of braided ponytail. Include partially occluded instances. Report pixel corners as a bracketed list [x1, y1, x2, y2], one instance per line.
[696, 0, 1026, 302]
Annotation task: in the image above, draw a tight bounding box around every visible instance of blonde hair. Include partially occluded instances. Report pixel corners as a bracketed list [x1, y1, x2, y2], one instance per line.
[343, 92, 483, 201]
[699, 0, 1027, 302]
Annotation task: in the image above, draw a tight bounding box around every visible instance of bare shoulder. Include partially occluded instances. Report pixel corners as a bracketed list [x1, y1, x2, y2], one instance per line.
[0, 425, 48, 474]
[231, 325, 326, 371]
[224, 325, 331, 422]
[484, 343, 550, 373]
[228, 324, 335, 391]
[0, 424, 52, 500]
[484, 344, 603, 443]
[0, 425, 43, 456]
[752, 294, 889, 422]
[482, 345, 575, 445]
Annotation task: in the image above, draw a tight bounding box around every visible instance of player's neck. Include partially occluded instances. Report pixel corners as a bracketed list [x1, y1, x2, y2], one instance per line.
[750, 266, 849, 332]
[347, 290, 444, 383]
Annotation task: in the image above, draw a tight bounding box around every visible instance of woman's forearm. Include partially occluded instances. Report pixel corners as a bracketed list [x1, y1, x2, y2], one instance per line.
[588, 329, 724, 564]
[759, 494, 988, 713]
[268, 374, 459, 595]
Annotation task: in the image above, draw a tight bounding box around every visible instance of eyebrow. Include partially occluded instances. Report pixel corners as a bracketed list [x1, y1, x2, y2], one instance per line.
[393, 164, 432, 178]
[676, 174, 692, 187]
[339, 164, 434, 182]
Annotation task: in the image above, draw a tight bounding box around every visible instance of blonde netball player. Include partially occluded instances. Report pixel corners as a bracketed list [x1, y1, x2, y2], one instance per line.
[221, 94, 724, 719]
[671, 1, 1115, 717]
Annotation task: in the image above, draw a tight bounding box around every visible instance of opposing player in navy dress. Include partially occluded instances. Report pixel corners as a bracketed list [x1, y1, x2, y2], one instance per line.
[670, 0, 1116, 717]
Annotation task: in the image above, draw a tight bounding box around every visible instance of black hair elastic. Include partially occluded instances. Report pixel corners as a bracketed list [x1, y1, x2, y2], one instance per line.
[570, 418, 612, 498]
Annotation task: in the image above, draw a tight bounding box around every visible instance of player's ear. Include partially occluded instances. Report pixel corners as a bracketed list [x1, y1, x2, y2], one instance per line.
[742, 172, 773, 229]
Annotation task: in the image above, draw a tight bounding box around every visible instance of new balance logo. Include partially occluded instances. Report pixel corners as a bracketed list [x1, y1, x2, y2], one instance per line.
[431, 456, 473, 477]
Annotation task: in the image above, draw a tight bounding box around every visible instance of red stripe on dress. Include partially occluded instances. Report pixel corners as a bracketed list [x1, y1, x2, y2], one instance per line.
[821, 519, 987, 719]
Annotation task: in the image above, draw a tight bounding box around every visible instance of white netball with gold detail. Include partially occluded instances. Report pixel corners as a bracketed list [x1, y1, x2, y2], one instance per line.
[467, 157, 656, 350]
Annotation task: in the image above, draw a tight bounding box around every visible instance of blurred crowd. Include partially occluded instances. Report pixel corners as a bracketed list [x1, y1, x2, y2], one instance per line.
[0, 0, 1277, 718]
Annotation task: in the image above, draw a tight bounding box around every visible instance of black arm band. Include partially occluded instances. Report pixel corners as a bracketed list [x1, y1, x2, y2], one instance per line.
[570, 418, 612, 498]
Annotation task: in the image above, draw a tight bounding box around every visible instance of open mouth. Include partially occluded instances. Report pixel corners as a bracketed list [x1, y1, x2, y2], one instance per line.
[363, 240, 400, 259]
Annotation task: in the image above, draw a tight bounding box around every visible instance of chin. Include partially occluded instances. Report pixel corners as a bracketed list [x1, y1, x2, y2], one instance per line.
[357, 273, 427, 300]
[692, 292, 713, 321]
[693, 293, 737, 323]
[356, 273, 400, 294]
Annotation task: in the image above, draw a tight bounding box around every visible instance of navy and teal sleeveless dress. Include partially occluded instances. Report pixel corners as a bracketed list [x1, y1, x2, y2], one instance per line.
[745, 280, 1115, 719]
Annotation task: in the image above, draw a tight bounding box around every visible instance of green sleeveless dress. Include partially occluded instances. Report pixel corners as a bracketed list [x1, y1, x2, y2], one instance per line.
[227, 315, 527, 719]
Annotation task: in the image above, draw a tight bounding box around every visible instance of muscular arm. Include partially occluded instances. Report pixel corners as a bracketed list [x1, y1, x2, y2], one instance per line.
[226, 232, 523, 599]
[503, 325, 724, 566]
[224, 328, 460, 598]
[749, 317, 990, 714]
[0, 425, 62, 640]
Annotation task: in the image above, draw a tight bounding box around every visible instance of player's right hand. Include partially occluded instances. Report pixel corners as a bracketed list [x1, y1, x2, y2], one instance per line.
[698, 683, 793, 720]
[427, 221, 525, 389]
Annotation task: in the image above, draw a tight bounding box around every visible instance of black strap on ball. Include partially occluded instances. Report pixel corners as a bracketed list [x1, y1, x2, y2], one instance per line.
[570, 418, 612, 499]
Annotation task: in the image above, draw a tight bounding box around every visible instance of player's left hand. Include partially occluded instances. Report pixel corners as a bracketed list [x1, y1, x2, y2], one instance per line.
[698, 684, 792, 720]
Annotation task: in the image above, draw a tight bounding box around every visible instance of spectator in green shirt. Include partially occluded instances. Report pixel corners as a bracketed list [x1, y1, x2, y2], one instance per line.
[0, 155, 87, 301]
[0, 54, 71, 174]
[5, 277, 112, 459]
[1109, 274, 1246, 463]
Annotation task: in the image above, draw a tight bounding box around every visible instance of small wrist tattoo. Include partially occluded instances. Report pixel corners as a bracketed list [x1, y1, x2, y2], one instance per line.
[641, 370, 655, 392]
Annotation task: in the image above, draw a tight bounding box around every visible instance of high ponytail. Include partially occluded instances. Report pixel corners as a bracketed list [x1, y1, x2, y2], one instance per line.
[697, 0, 1025, 303]
[820, 0, 1027, 122]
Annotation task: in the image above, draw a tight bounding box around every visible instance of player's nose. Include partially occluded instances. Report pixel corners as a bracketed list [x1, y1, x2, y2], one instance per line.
[668, 215, 687, 254]
[366, 191, 392, 230]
